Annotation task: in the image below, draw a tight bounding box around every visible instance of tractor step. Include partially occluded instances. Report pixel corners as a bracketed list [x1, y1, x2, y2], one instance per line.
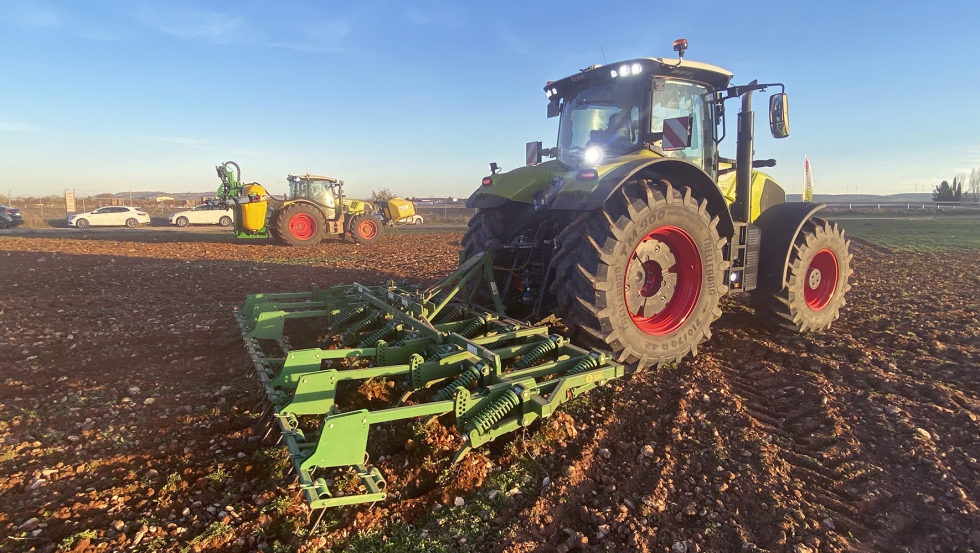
[236, 249, 624, 510]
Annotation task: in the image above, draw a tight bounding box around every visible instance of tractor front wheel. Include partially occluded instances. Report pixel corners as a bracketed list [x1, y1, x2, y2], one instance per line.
[350, 214, 383, 244]
[276, 203, 326, 247]
[754, 218, 852, 332]
[549, 180, 728, 369]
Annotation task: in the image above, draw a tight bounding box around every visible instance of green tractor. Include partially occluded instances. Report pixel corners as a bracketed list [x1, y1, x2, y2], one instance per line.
[231, 41, 852, 513]
[216, 162, 384, 246]
[463, 38, 852, 367]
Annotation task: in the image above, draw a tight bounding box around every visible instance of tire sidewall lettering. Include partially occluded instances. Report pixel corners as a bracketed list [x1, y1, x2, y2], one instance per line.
[609, 197, 723, 358]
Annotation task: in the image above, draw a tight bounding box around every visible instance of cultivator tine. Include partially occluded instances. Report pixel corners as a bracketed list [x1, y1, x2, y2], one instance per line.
[234, 247, 625, 511]
[308, 507, 327, 532]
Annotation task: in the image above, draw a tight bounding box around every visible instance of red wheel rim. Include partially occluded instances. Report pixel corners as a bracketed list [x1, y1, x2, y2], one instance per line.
[288, 213, 317, 240]
[625, 226, 702, 336]
[804, 249, 838, 310]
[358, 219, 378, 239]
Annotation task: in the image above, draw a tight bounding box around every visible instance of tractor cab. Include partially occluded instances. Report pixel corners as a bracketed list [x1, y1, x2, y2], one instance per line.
[287, 174, 340, 220]
[548, 58, 732, 177]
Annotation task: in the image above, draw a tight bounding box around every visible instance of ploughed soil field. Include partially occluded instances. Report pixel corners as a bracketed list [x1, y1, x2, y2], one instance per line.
[1, 228, 979, 553]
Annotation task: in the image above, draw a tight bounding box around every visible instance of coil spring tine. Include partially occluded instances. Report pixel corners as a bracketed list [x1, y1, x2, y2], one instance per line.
[341, 312, 382, 344]
[358, 322, 397, 348]
[515, 336, 561, 370]
[484, 324, 521, 349]
[432, 366, 481, 402]
[468, 389, 520, 434]
[457, 318, 485, 339]
[426, 344, 458, 362]
[331, 305, 367, 329]
[565, 353, 601, 376]
[433, 305, 464, 325]
[391, 332, 420, 347]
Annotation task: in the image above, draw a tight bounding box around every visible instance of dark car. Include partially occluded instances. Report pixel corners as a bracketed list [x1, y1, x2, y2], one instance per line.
[0, 205, 24, 229]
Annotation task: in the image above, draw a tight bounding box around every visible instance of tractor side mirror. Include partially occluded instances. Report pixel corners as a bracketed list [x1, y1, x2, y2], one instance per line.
[547, 97, 560, 118]
[769, 93, 790, 138]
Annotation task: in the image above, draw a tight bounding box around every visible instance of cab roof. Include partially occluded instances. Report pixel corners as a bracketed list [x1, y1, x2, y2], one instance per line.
[288, 173, 340, 183]
[546, 57, 734, 96]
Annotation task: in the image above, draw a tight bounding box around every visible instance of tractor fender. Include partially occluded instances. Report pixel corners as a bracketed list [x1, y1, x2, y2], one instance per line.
[466, 192, 509, 209]
[550, 158, 735, 239]
[276, 199, 333, 222]
[753, 202, 825, 293]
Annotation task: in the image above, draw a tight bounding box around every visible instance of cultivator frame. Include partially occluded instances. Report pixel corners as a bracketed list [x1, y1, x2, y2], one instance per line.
[236, 249, 624, 511]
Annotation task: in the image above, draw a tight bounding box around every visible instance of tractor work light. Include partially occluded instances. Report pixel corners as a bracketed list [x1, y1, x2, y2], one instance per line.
[611, 64, 642, 78]
[583, 146, 603, 165]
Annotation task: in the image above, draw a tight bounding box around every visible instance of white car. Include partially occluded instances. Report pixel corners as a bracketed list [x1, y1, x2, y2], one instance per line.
[69, 206, 151, 229]
[381, 213, 424, 226]
[169, 204, 235, 227]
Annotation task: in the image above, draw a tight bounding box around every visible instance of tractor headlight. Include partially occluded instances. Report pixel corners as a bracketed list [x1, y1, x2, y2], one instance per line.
[583, 146, 603, 166]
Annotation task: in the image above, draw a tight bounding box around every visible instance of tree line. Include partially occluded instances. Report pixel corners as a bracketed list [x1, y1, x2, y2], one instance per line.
[933, 169, 980, 202]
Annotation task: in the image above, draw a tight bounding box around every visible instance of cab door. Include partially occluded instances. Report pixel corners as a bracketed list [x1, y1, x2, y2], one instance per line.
[650, 79, 713, 174]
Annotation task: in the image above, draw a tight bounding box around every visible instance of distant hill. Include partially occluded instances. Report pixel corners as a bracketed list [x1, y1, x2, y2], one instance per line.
[786, 193, 937, 203]
[96, 191, 215, 201]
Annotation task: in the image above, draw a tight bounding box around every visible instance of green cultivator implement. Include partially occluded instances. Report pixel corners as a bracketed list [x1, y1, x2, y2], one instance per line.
[230, 39, 855, 520]
[237, 249, 624, 512]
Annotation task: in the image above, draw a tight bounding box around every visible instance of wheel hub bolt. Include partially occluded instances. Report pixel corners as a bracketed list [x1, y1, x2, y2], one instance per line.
[808, 269, 822, 289]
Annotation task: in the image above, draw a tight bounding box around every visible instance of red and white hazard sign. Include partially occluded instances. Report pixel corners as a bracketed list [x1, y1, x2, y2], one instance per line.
[662, 116, 692, 151]
[526, 141, 541, 166]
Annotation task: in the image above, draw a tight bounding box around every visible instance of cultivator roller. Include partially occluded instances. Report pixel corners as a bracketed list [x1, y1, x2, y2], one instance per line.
[235, 250, 625, 510]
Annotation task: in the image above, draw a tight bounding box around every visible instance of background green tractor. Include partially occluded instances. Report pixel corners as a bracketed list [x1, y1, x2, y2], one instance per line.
[216, 162, 384, 246]
[464, 39, 853, 368]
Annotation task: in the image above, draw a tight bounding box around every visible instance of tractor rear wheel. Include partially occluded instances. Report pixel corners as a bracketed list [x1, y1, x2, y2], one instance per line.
[276, 203, 325, 247]
[754, 218, 852, 332]
[461, 201, 540, 307]
[549, 180, 728, 369]
[461, 201, 538, 259]
[350, 214, 383, 244]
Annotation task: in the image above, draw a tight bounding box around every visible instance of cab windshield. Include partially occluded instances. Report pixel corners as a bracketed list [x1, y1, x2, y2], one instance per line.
[557, 79, 644, 167]
[289, 179, 336, 208]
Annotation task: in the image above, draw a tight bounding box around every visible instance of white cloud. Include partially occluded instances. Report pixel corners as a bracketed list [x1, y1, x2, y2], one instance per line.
[499, 28, 529, 55]
[268, 19, 352, 53]
[0, 0, 62, 28]
[139, 135, 210, 147]
[0, 120, 42, 133]
[77, 27, 128, 41]
[134, 5, 243, 41]
[404, 4, 463, 28]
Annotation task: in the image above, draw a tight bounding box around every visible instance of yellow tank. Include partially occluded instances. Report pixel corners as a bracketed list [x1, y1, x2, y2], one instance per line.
[384, 198, 415, 221]
[241, 184, 268, 231]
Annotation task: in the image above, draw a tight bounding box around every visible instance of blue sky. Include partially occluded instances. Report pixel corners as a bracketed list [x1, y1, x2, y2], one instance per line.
[1, 0, 978, 198]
